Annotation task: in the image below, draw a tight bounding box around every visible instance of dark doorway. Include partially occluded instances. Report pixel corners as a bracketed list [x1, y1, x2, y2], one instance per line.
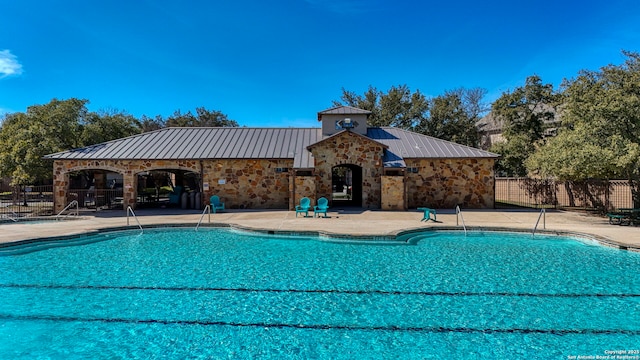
[331, 164, 362, 207]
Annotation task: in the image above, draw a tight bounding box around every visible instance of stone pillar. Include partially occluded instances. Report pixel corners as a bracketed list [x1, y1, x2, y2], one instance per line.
[381, 175, 406, 210]
[53, 161, 69, 213]
[123, 172, 138, 210]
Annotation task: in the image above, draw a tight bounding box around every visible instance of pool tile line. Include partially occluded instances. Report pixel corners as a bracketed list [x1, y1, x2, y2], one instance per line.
[0, 314, 638, 336]
[3, 283, 640, 298]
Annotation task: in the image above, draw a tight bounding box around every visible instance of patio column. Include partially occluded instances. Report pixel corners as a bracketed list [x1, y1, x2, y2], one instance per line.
[122, 172, 138, 210]
[53, 161, 69, 213]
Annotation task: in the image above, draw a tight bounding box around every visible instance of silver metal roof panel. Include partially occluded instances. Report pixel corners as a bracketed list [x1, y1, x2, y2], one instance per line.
[368, 127, 499, 167]
[45, 127, 496, 169]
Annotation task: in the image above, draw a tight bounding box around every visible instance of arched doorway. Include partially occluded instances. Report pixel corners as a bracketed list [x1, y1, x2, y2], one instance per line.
[66, 169, 124, 210]
[135, 169, 202, 209]
[331, 164, 362, 207]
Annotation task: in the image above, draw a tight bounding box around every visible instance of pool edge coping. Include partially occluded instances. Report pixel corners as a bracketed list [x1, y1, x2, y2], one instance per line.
[1, 221, 638, 253]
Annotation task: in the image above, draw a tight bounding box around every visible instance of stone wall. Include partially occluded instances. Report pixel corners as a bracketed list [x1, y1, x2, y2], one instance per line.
[52, 148, 495, 212]
[381, 176, 406, 210]
[406, 158, 495, 209]
[308, 131, 384, 209]
[291, 175, 316, 210]
[53, 159, 292, 212]
[199, 159, 292, 209]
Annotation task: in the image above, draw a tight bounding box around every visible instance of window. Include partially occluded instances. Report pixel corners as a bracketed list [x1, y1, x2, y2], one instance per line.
[275, 167, 289, 173]
[407, 167, 419, 173]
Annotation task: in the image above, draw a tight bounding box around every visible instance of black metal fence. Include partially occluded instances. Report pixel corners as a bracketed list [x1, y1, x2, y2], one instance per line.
[66, 188, 124, 210]
[0, 185, 128, 220]
[495, 178, 633, 211]
[1, 185, 54, 219]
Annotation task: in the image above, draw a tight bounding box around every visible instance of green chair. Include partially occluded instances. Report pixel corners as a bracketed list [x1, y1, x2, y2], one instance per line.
[210, 195, 225, 213]
[296, 197, 311, 217]
[314, 197, 329, 218]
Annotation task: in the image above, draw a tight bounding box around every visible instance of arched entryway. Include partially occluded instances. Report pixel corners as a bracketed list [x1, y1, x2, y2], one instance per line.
[331, 164, 362, 207]
[65, 169, 124, 210]
[135, 169, 202, 209]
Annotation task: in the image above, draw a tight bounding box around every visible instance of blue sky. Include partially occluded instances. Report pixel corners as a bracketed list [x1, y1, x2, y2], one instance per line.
[1, 0, 639, 127]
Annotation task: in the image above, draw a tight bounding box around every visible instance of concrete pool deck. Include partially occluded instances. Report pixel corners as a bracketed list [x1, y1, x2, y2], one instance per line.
[1, 208, 639, 251]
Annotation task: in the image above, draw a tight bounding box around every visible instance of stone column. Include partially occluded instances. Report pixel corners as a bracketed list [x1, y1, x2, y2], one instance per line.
[53, 161, 69, 213]
[123, 171, 138, 210]
[381, 175, 406, 210]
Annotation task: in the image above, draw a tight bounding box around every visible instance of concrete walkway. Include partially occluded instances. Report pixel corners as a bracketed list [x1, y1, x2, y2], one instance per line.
[1, 208, 639, 251]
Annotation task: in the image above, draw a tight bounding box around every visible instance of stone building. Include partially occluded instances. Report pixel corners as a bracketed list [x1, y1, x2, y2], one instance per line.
[46, 106, 499, 212]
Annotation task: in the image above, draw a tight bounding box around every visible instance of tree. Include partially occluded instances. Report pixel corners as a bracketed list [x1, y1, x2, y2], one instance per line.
[81, 109, 140, 145]
[0, 99, 88, 185]
[333, 85, 428, 129]
[138, 115, 165, 133]
[415, 88, 486, 147]
[164, 107, 238, 127]
[489, 75, 560, 176]
[527, 51, 640, 206]
[335, 85, 486, 146]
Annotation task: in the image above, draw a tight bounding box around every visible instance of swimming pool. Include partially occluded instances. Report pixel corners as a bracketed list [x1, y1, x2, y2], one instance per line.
[1, 228, 639, 358]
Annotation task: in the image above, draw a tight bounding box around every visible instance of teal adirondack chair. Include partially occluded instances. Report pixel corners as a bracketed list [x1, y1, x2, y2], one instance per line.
[314, 197, 329, 218]
[295, 197, 311, 217]
[210, 195, 225, 213]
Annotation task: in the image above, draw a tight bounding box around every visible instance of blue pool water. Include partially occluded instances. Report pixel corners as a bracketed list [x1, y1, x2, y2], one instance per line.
[1, 228, 639, 359]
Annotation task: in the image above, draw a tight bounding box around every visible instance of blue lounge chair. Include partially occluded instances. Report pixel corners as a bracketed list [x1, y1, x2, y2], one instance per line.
[314, 197, 329, 218]
[296, 197, 311, 217]
[210, 195, 225, 213]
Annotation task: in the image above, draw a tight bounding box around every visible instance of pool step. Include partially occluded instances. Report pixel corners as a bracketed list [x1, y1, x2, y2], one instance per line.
[396, 232, 438, 244]
[0, 235, 111, 256]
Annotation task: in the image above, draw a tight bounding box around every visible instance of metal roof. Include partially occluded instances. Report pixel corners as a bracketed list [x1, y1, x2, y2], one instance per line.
[46, 126, 498, 169]
[367, 127, 499, 168]
[307, 129, 388, 151]
[45, 127, 321, 169]
[317, 106, 371, 120]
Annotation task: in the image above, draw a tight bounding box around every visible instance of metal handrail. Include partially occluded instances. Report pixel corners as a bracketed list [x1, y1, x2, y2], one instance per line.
[2, 205, 19, 222]
[56, 200, 79, 219]
[195, 205, 211, 231]
[126, 206, 143, 233]
[532, 208, 546, 237]
[456, 205, 467, 236]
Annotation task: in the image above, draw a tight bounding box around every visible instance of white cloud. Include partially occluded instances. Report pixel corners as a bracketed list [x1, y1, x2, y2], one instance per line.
[0, 50, 23, 78]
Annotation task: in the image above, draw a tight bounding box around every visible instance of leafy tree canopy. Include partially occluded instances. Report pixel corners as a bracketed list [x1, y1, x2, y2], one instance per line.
[334, 85, 486, 146]
[415, 88, 486, 147]
[0, 99, 139, 185]
[333, 85, 428, 129]
[164, 107, 238, 128]
[527, 51, 640, 205]
[489, 75, 560, 176]
[0, 99, 238, 184]
[492, 75, 560, 140]
[0, 98, 90, 185]
[81, 108, 140, 145]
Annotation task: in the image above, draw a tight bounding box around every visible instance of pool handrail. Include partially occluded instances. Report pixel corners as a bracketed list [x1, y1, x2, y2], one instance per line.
[126, 206, 143, 233]
[532, 208, 546, 237]
[55, 200, 79, 220]
[2, 204, 19, 222]
[456, 205, 467, 236]
[195, 205, 211, 231]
